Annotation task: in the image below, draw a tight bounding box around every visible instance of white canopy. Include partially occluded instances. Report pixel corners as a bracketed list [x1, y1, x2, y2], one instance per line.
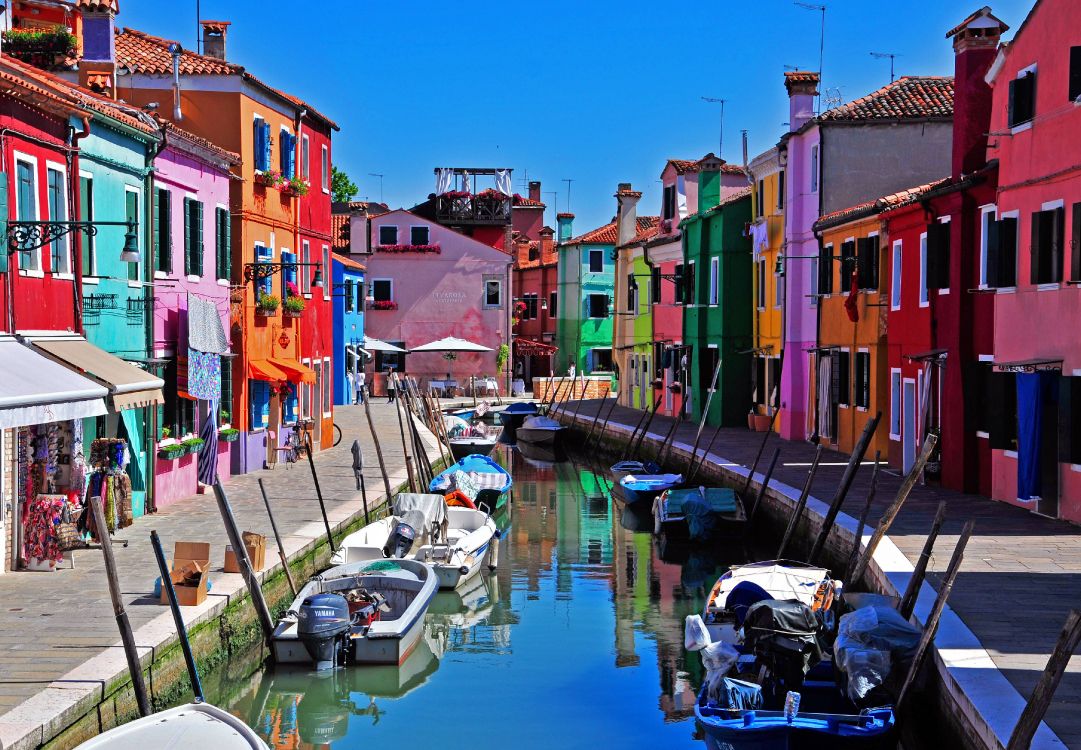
[0, 334, 109, 428]
[363, 336, 406, 353]
[410, 336, 493, 353]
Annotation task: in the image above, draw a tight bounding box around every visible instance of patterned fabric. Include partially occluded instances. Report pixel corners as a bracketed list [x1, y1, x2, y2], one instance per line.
[184, 349, 221, 400]
[24, 494, 67, 563]
[452, 470, 480, 502]
[187, 294, 229, 354]
[197, 399, 219, 486]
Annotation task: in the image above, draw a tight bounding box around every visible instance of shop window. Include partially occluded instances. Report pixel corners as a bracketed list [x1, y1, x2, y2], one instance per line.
[855, 351, 870, 408]
[768, 358, 781, 407]
[283, 383, 297, 424]
[1008, 69, 1036, 127]
[588, 249, 604, 272]
[1031, 206, 1065, 285]
[754, 357, 767, 406]
[184, 197, 204, 277]
[857, 235, 879, 290]
[410, 226, 429, 246]
[589, 293, 610, 319]
[592, 348, 613, 372]
[250, 379, 270, 430]
[376, 344, 405, 373]
[379, 225, 398, 246]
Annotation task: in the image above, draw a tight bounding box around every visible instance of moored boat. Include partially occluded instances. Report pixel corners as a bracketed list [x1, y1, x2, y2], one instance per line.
[653, 487, 747, 541]
[74, 702, 270, 749]
[271, 558, 438, 669]
[610, 459, 661, 484]
[516, 415, 565, 448]
[430, 453, 512, 508]
[449, 436, 497, 460]
[616, 473, 682, 505]
[497, 401, 538, 439]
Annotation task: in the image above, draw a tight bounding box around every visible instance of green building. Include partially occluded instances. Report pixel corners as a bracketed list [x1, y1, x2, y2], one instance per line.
[554, 213, 618, 376]
[681, 179, 753, 427]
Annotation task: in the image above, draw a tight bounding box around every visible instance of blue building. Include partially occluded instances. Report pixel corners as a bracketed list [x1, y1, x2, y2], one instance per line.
[332, 254, 366, 405]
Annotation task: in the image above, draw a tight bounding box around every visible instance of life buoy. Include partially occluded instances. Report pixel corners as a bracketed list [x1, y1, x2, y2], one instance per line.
[445, 490, 476, 509]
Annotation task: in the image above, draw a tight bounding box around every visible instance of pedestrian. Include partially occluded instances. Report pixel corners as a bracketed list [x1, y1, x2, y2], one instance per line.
[346, 370, 355, 405]
[356, 369, 366, 404]
[567, 362, 576, 380]
[386, 368, 396, 403]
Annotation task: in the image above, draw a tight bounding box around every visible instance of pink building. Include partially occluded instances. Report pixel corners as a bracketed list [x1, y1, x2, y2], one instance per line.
[364, 209, 513, 394]
[151, 124, 239, 507]
[985, 0, 1081, 521]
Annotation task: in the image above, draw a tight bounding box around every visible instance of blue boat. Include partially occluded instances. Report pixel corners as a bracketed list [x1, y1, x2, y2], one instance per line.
[429, 454, 512, 508]
[616, 473, 682, 505]
[497, 401, 539, 440]
[609, 460, 661, 484]
[653, 487, 747, 540]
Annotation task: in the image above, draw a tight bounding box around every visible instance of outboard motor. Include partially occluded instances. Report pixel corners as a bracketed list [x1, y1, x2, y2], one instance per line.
[383, 522, 416, 558]
[297, 593, 351, 670]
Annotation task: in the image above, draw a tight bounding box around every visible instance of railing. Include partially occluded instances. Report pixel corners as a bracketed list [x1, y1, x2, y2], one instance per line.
[435, 193, 512, 225]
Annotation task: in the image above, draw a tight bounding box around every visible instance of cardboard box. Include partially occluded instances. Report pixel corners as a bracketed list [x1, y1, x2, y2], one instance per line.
[224, 531, 267, 573]
[161, 541, 211, 606]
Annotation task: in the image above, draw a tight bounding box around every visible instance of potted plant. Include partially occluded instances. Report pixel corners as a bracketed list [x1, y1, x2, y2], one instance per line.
[158, 443, 186, 461]
[218, 427, 240, 442]
[256, 292, 280, 316]
[255, 169, 282, 188]
[284, 175, 309, 196]
[368, 300, 398, 311]
[1, 25, 78, 67]
[283, 295, 306, 318]
[752, 412, 772, 432]
[182, 437, 205, 455]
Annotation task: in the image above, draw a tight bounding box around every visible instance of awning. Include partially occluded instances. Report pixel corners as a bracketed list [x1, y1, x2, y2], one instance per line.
[269, 358, 317, 384]
[514, 338, 557, 356]
[248, 359, 290, 382]
[0, 335, 109, 428]
[994, 357, 1064, 373]
[25, 333, 164, 412]
[905, 348, 947, 362]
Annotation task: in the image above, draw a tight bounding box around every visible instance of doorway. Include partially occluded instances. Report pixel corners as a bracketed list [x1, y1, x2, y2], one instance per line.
[902, 379, 916, 474]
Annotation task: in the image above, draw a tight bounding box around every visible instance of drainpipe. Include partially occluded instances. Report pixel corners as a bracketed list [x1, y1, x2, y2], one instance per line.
[169, 44, 183, 121]
[144, 123, 166, 513]
[70, 115, 91, 335]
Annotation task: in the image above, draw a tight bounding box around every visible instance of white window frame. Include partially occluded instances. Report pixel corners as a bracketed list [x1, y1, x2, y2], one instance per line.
[919, 232, 929, 307]
[891, 239, 902, 311]
[322, 245, 331, 300]
[301, 240, 312, 296]
[321, 145, 329, 193]
[124, 185, 142, 287]
[322, 356, 333, 417]
[710, 256, 721, 306]
[409, 224, 430, 247]
[215, 202, 230, 284]
[889, 368, 902, 439]
[978, 204, 997, 289]
[977, 354, 994, 439]
[810, 144, 819, 193]
[14, 152, 42, 276]
[936, 216, 951, 295]
[46, 161, 72, 279]
[588, 248, 604, 273]
[301, 134, 310, 180]
[371, 278, 393, 302]
[378, 224, 399, 246]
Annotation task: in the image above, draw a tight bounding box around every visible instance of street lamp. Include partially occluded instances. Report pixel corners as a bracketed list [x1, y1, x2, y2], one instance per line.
[4, 219, 139, 271]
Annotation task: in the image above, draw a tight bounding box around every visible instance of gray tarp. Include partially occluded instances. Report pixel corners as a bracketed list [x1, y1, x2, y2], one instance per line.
[393, 493, 448, 537]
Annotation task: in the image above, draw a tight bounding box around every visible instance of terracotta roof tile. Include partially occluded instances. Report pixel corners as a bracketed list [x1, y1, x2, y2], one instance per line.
[785, 70, 820, 84]
[567, 215, 659, 246]
[331, 213, 350, 251]
[0, 62, 81, 119]
[333, 252, 365, 272]
[945, 6, 1008, 38]
[161, 120, 240, 165]
[667, 159, 697, 175]
[814, 177, 951, 230]
[76, 0, 119, 12]
[819, 76, 954, 122]
[512, 193, 545, 207]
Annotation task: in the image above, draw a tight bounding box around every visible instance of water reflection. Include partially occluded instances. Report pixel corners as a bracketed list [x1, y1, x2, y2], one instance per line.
[231, 445, 747, 748]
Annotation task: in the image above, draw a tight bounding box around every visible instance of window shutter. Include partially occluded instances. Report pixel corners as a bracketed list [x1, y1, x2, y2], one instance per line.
[1008, 77, 1017, 127]
[1071, 47, 1081, 103]
[986, 217, 1000, 287]
[830, 352, 841, 411]
[868, 235, 880, 290]
[262, 122, 272, 173]
[856, 238, 870, 288]
[183, 197, 192, 276]
[1031, 211, 1042, 285]
[288, 134, 297, 179]
[1052, 206, 1065, 282]
[927, 223, 950, 289]
[193, 201, 204, 276]
[253, 120, 265, 171]
[1072, 203, 1081, 282]
[1000, 217, 1018, 286]
[988, 371, 1012, 449]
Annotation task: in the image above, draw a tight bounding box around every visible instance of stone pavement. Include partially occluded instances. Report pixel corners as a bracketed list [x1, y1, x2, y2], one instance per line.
[558, 398, 1081, 749]
[0, 401, 438, 748]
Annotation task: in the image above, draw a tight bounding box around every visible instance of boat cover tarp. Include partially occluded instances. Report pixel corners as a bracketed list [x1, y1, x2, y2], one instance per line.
[743, 599, 824, 677]
[521, 415, 562, 431]
[834, 605, 921, 704]
[701, 640, 743, 704]
[713, 677, 763, 710]
[667, 488, 738, 539]
[502, 402, 538, 415]
[443, 415, 471, 437]
[622, 474, 682, 492]
[430, 454, 512, 497]
[392, 493, 447, 536]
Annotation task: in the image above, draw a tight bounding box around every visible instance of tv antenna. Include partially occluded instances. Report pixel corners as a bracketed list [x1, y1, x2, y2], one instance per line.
[562, 179, 575, 212]
[821, 86, 844, 111]
[870, 51, 900, 83]
[794, 2, 826, 114]
[701, 96, 726, 159]
[545, 191, 559, 215]
[368, 173, 384, 204]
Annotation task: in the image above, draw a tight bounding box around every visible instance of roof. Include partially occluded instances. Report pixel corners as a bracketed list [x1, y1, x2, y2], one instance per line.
[945, 5, 1009, 37]
[814, 178, 951, 231]
[680, 186, 752, 226]
[200, 20, 232, 34]
[667, 159, 697, 175]
[333, 252, 366, 272]
[556, 212, 575, 219]
[615, 216, 661, 249]
[513, 194, 545, 208]
[0, 61, 82, 120]
[818, 76, 954, 122]
[162, 120, 240, 165]
[76, 0, 119, 11]
[785, 71, 821, 85]
[665, 155, 745, 178]
[566, 215, 659, 246]
[114, 28, 338, 130]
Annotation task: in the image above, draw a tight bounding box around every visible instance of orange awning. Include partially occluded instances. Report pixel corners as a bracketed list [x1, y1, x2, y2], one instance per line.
[270, 358, 317, 384]
[248, 359, 290, 382]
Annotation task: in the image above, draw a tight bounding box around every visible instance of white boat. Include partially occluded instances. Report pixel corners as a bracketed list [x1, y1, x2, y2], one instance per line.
[330, 493, 498, 590]
[271, 558, 438, 668]
[516, 415, 565, 448]
[701, 560, 840, 644]
[75, 702, 269, 749]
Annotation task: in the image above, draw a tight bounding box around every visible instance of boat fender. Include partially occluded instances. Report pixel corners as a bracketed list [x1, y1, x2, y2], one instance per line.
[458, 565, 470, 576]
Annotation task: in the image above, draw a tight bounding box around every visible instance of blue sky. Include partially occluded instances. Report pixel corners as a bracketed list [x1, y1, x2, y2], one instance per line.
[121, 0, 1035, 234]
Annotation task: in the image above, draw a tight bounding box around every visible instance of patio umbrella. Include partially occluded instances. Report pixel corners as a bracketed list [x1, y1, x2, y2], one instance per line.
[409, 336, 493, 353]
[197, 398, 219, 486]
[363, 336, 407, 353]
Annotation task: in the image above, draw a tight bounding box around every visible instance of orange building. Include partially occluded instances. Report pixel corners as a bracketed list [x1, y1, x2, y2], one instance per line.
[111, 22, 338, 467]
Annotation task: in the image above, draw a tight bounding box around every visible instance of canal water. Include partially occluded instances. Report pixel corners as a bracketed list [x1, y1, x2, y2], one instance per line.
[222, 445, 750, 749]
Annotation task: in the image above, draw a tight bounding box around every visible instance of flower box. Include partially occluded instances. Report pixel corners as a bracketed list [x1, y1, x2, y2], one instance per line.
[254, 170, 282, 188]
[284, 309, 302, 318]
[374, 244, 442, 254]
[368, 300, 398, 311]
[2, 26, 77, 68]
[218, 428, 240, 443]
[283, 178, 310, 197]
[256, 306, 279, 317]
[158, 445, 186, 461]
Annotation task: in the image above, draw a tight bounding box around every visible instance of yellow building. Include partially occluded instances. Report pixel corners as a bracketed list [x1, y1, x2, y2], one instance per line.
[746, 147, 785, 430]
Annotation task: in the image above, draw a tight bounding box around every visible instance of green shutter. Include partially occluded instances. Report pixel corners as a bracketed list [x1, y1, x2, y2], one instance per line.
[183, 197, 192, 276]
[0, 174, 7, 274]
[193, 200, 204, 276]
[223, 209, 231, 280]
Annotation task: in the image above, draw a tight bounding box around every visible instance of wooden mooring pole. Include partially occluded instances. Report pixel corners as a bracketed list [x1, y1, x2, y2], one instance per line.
[740, 412, 776, 497]
[844, 452, 881, 580]
[304, 433, 337, 552]
[582, 385, 612, 446]
[747, 447, 781, 525]
[897, 500, 948, 619]
[362, 394, 394, 503]
[776, 444, 823, 559]
[90, 495, 150, 717]
[391, 375, 418, 493]
[687, 359, 723, 475]
[688, 424, 724, 484]
[1006, 609, 1081, 750]
[213, 480, 275, 643]
[258, 478, 297, 597]
[631, 393, 665, 460]
[150, 529, 204, 701]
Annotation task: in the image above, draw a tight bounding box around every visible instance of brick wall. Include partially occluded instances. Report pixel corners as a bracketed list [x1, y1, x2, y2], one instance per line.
[533, 376, 613, 401]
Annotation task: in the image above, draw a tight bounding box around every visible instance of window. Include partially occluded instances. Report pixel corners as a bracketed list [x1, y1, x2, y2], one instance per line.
[1070, 47, 1081, 103]
[926, 221, 950, 290]
[818, 243, 833, 295]
[356, 281, 364, 310]
[588, 293, 610, 318]
[685, 261, 697, 305]
[979, 205, 996, 287]
[1008, 68, 1036, 127]
[155, 188, 171, 273]
[322, 245, 330, 300]
[1072, 202, 1081, 282]
[254, 244, 273, 297]
[215, 207, 230, 280]
[1031, 206, 1065, 285]
[299, 359, 310, 418]
[79, 173, 94, 276]
[890, 369, 902, 438]
[754, 357, 767, 406]
[626, 274, 637, 312]
[220, 364, 233, 425]
[774, 264, 782, 308]
[484, 277, 502, 307]
[651, 266, 661, 304]
[321, 145, 329, 192]
[1062, 377, 1081, 464]
[125, 188, 140, 282]
[372, 279, 392, 302]
[673, 264, 684, 304]
[755, 179, 765, 218]
[662, 185, 676, 220]
[282, 383, 297, 424]
[15, 157, 38, 272]
[549, 292, 557, 317]
[711, 256, 721, 306]
[994, 217, 1021, 289]
[967, 360, 993, 436]
[836, 350, 851, 407]
[301, 241, 311, 294]
[777, 170, 785, 210]
[919, 233, 929, 306]
[163, 359, 195, 437]
[756, 258, 766, 309]
[857, 235, 879, 290]
[410, 226, 429, 246]
[840, 239, 857, 289]
[281, 250, 296, 298]
[345, 279, 354, 312]
[810, 144, 819, 193]
[379, 225, 398, 246]
[312, 360, 322, 416]
[988, 371, 1018, 451]
[375, 345, 405, 373]
[809, 257, 818, 306]
[323, 358, 332, 416]
[588, 249, 604, 272]
[301, 134, 310, 180]
[890, 240, 902, 310]
[249, 379, 270, 430]
[592, 348, 614, 372]
[184, 197, 204, 277]
[47, 166, 69, 275]
[279, 128, 295, 179]
[854, 351, 870, 408]
[769, 358, 781, 406]
[253, 117, 271, 172]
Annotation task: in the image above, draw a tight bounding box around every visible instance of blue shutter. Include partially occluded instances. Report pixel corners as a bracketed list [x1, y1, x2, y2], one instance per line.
[288, 134, 297, 179]
[262, 122, 272, 173]
[281, 251, 296, 297]
[253, 120, 265, 171]
[257, 245, 272, 297]
[250, 379, 270, 430]
[279, 131, 288, 175]
[284, 384, 297, 423]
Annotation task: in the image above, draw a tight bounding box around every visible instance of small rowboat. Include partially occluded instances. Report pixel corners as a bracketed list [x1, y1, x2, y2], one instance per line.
[429, 453, 513, 508]
[498, 401, 539, 439]
[610, 459, 661, 484]
[616, 473, 682, 506]
[75, 702, 270, 749]
[516, 415, 565, 448]
[449, 436, 497, 460]
[653, 487, 746, 541]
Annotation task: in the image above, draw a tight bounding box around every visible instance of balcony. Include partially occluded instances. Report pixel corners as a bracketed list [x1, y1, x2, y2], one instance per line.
[2, 26, 77, 70]
[435, 191, 512, 226]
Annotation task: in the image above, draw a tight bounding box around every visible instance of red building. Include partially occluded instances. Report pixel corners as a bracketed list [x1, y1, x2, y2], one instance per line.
[880, 7, 1006, 496]
[512, 224, 558, 386]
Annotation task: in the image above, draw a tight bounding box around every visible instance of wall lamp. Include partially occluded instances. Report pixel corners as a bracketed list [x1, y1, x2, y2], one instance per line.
[3, 220, 138, 272]
[242, 261, 323, 288]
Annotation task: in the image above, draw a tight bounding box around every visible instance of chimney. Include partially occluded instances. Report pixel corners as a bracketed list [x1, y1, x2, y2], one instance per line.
[696, 153, 724, 210]
[556, 212, 575, 243]
[947, 7, 1008, 177]
[201, 20, 230, 61]
[528, 180, 541, 202]
[615, 183, 642, 247]
[78, 0, 118, 98]
[348, 210, 370, 255]
[515, 236, 531, 267]
[539, 226, 555, 263]
[785, 71, 819, 132]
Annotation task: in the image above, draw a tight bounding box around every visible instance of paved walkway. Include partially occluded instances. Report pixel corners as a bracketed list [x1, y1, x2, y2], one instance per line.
[0, 401, 437, 748]
[557, 398, 1081, 749]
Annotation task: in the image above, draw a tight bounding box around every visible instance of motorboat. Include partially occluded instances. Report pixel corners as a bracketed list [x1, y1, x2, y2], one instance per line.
[430, 453, 512, 508]
[449, 435, 497, 460]
[700, 560, 839, 645]
[497, 401, 538, 439]
[616, 473, 682, 505]
[271, 558, 438, 668]
[516, 415, 565, 449]
[331, 493, 498, 589]
[610, 459, 661, 484]
[74, 702, 269, 749]
[653, 487, 747, 541]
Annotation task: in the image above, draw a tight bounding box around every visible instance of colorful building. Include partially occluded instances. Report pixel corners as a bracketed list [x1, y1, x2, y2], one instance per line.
[681, 182, 753, 427]
[511, 222, 558, 387]
[331, 253, 366, 405]
[984, 0, 1081, 520]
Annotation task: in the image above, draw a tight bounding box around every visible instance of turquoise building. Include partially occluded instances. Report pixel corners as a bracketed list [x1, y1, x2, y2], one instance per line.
[554, 214, 618, 376]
